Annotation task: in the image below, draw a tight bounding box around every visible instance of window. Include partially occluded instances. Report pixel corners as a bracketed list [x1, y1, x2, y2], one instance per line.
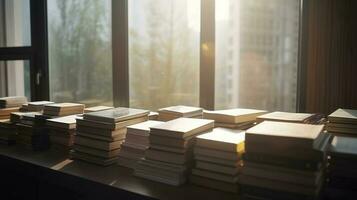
[47, 0, 113, 106]
[0, 60, 31, 99]
[128, 0, 200, 111]
[215, 0, 300, 111]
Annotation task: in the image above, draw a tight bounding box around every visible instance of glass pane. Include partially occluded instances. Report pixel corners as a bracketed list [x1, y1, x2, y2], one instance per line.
[47, 0, 113, 107]
[129, 0, 200, 111]
[0, 60, 31, 100]
[215, 0, 300, 111]
[0, 0, 31, 47]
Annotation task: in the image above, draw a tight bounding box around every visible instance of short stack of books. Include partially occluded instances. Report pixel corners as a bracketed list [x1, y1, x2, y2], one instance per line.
[134, 118, 214, 186]
[148, 111, 159, 120]
[157, 105, 203, 121]
[0, 119, 17, 145]
[326, 108, 357, 136]
[117, 120, 164, 168]
[203, 108, 267, 129]
[0, 96, 27, 120]
[190, 127, 244, 193]
[43, 103, 85, 117]
[23, 101, 54, 112]
[47, 115, 81, 151]
[325, 136, 357, 199]
[239, 121, 331, 200]
[257, 111, 325, 124]
[71, 107, 149, 166]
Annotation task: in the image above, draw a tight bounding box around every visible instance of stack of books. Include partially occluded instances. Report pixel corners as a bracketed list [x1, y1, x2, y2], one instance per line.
[117, 120, 164, 168]
[190, 128, 244, 192]
[15, 112, 44, 150]
[0, 119, 17, 145]
[21, 101, 54, 112]
[257, 111, 324, 124]
[47, 115, 81, 151]
[71, 107, 149, 166]
[326, 108, 357, 136]
[326, 136, 357, 198]
[0, 96, 27, 120]
[148, 111, 159, 120]
[134, 118, 214, 186]
[239, 121, 331, 200]
[157, 105, 203, 121]
[203, 108, 267, 129]
[43, 103, 85, 116]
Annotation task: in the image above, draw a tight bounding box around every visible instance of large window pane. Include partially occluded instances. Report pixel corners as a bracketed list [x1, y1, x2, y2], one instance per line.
[47, 0, 113, 106]
[129, 0, 200, 110]
[215, 0, 300, 111]
[0, 0, 31, 47]
[0, 60, 31, 100]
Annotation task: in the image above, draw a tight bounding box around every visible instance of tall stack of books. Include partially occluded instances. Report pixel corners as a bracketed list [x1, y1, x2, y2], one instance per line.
[203, 108, 267, 129]
[0, 96, 27, 119]
[157, 105, 203, 121]
[43, 103, 85, 117]
[16, 112, 41, 149]
[71, 107, 149, 166]
[325, 136, 357, 199]
[47, 115, 81, 151]
[239, 121, 331, 200]
[117, 120, 164, 168]
[134, 118, 214, 186]
[190, 128, 244, 192]
[326, 108, 357, 136]
[257, 111, 324, 124]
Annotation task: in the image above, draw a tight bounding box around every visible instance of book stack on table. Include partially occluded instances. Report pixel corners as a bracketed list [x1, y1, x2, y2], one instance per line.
[326, 108, 357, 136]
[0, 96, 27, 120]
[190, 127, 244, 193]
[325, 136, 357, 199]
[203, 108, 267, 129]
[157, 105, 203, 121]
[71, 107, 149, 166]
[16, 112, 44, 150]
[117, 120, 164, 168]
[0, 119, 17, 145]
[257, 111, 325, 124]
[239, 121, 331, 200]
[134, 118, 214, 186]
[21, 101, 54, 112]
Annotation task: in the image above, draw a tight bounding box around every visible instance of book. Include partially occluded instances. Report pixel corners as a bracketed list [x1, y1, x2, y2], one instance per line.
[76, 125, 126, 137]
[203, 108, 267, 124]
[328, 136, 357, 159]
[149, 134, 195, 148]
[214, 121, 255, 129]
[192, 168, 239, 183]
[158, 105, 203, 117]
[257, 111, 316, 123]
[328, 108, 357, 124]
[194, 147, 242, 161]
[0, 107, 20, 117]
[73, 145, 120, 158]
[246, 121, 325, 149]
[0, 96, 27, 108]
[10, 112, 40, 123]
[76, 116, 148, 130]
[196, 128, 245, 152]
[127, 120, 164, 136]
[44, 103, 84, 113]
[74, 136, 124, 151]
[84, 106, 113, 113]
[196, 160, 240, 175]
[76, 131, 126, 142]
[150, 144, 189, 154]
[145, 148, 192, 165]
[194, 154, 241, 167]
[70, 151, 118, 166]
[150, 118, 214, 139]
[46, 115, 80, 130]
[27, 101, 54, 111]
[83, 107, 149, 123]
[189, 175, 238, 193]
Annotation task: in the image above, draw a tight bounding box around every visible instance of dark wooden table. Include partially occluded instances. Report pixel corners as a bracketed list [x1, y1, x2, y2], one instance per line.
[0, 145, 238, 200]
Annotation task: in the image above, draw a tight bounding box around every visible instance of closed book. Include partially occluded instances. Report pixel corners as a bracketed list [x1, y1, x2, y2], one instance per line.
[194, 147, 241, 161]
[145, 148, 193, 165]
[246, 121, 325, 149]
[192, 168, 238, 183]
[44, 103, 84, 112]
[27, 101, 54, 111]
[83, 107, 149, 123]
[0, 107, 20, 116]
[196, 128, 245, 152]
[189, 175, 238, 193]
[137, 158, 189, 173]
[158, 105, 203, 117]
[150, 118, 214, 139]
[47, 115, 79, 130]
[76, 131, 126, 142]
[195, 154, 241, 167]
[70, 151, 118, 166]
[76, 116, 148, 130]
[328, 136, 357, 159]
[196, 160, 240, 175]
[74, 136, 123, 151]
[328, 108, 357, 124]
[257, 111, 316, 123]
[149, 134, 194, 148]
[127, 120, 164, 136]
[0, 96, 27, 108]
[214, 121, 255, 130]
[73, 145, 120, 158]
[84, 106, 113, 113]
[203, 108, 267, 124]
[150, 144, 189, 154]
[76, 125, 126, 137]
